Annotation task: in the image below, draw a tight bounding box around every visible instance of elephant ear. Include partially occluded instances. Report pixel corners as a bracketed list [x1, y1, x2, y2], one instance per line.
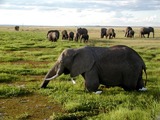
[70, 48, 95, 77]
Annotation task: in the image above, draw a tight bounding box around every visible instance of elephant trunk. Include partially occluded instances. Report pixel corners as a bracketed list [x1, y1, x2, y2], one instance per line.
[41, 62, 63, 88]
[40, 66, 57, 88]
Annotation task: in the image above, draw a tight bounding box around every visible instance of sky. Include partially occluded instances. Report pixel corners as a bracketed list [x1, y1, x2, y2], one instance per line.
[0, 0, 160, 26]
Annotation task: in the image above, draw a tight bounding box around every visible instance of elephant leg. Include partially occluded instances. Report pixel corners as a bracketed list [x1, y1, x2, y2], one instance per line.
[136, 72, 145, 90]
[122, 74, 137, 91]
[83, 69, 100, 92]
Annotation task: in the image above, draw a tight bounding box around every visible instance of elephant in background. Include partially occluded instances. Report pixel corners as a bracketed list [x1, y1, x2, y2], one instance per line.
[127, 30, 135, 38]
[140, 27, 154, 38]
[101, 28, 107, 38]
[125, 27, 132, 37]
[80, 34, 89, 43]
[106, 28, 116, 39]
[41, 45, 147, 93]
[15, 26, 20, 31]
[75, 28, 88, 41]
[47, 30, 60, 42]
[62, 30, 68, 40]
[68, 32, 74, 41]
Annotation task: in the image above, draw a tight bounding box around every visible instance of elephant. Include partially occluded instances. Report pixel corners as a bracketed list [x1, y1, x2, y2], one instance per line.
[15, 26, 20, 31]
[47, 30, 60, 42]
[125, 27, 132, 37]
[101, 28, 107, 38]
[74, 28, 88, 41]
[80, 34, 89, 43]
[127, 30, 135, 38]
[68, 31, 74, 41]
[62, 30, 68, 40]
[40, 45, 147, 93]
[140, 27, 154, 38]
[106, 28, 116, 39]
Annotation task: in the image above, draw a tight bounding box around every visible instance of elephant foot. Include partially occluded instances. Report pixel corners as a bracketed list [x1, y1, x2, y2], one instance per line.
[93, 91, 102, 94]
[139, 87, 147, 91]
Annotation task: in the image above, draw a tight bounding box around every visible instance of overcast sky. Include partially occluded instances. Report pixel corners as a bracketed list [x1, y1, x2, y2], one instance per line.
[0, 0, 160, 26]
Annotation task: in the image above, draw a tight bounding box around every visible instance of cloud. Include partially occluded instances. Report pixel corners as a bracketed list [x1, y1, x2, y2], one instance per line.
[0, 0, 160, 26]
[1, 0, 160, 12]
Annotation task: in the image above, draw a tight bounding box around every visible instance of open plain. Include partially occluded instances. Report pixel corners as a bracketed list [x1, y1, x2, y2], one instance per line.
[0, 26, 160, 120]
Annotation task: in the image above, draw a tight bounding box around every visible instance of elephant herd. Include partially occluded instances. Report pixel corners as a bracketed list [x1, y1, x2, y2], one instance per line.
[124, 26, 154, 38]
[101, 26, 154, 39]
[101, 28, 116, 39]
[47, 28, 89, 43]
[47, 26, 154, 42]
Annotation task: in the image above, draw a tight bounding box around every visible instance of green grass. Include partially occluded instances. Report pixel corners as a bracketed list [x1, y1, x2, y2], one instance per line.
[0, 85, 31, 98]
[0, 26, 160, 120]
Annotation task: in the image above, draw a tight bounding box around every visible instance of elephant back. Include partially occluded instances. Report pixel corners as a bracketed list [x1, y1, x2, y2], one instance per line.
[107, 28, 114, 33]
[125, 27, 132, 32]
[77, 28, 88, 35]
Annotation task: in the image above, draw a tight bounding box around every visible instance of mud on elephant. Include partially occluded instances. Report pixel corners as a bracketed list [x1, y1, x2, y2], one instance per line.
[41, 45, 147, 93]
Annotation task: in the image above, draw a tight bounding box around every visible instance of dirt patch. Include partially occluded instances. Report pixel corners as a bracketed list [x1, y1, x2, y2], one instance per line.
[0, 94, 64, 120]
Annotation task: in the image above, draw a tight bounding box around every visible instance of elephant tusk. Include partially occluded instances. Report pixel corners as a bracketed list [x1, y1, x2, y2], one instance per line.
[45, 74, 59, 81]
[71, 78, 76, 84]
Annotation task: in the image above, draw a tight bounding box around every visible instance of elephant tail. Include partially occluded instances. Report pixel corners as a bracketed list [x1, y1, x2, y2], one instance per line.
[143, 66, 147, 86]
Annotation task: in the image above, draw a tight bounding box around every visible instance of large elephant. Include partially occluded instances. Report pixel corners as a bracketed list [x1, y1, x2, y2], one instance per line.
[62, 30, 68, 40]
[47, 30, 60, 42]
[74, 28, 88, 41]
[41, 45, 147, 92]
[125, 27, 132, 37]
[101, 28, 107, 38]
[106, 28, 116, 39]
[140, 27, 154, 38]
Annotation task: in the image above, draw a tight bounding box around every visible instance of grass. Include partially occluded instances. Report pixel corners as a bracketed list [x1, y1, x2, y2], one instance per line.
[0, 26, 160, 120]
